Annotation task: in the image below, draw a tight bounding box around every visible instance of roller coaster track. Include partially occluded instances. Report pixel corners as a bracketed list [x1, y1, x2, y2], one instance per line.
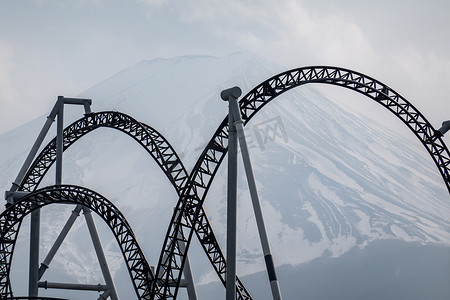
[0, 185, 156, 299]
[0, 112, 251, 299]
[2, 66, 449, 299]
[154, 66, 450, 299]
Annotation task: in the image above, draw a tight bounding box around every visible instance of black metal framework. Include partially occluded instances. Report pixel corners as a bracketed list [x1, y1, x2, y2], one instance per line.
[0, 111, 251, 299]
[2, 66, 449, 300]
[154, 66, 450, 299]
[5, 297, 68, 300]
[0, 185, 155, 299]
[21, 111, 187, 193]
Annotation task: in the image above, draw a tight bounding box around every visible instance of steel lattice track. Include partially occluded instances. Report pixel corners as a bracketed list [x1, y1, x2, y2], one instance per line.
[154, 66, 450, 299]
[0, 112, 252, 299]
[0, 185, 156, 299]
[0, 111, 251, 299]
[21, 111, 187, 192]
[2, 66, 449, 299]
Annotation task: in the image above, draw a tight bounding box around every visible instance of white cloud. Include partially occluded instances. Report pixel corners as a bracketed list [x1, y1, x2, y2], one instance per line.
[34, 0, 104, 6]
[0, 42, 15, 105]
[144, 0, 379, 70]
[0, 42, 29, 134]
[392, 45, 450, 83]
[385, 44, 450, 127]
[1, 0, 449, 132]
[138, 0, 168, 5]
[0, 42, 48, 134]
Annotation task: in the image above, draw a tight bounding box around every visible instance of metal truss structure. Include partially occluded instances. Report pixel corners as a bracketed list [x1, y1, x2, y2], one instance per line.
[154, 66, 450, 299]
[0, 111, 250, 299]
[1, 185, 155, 299]
[1, 66, 449, 299]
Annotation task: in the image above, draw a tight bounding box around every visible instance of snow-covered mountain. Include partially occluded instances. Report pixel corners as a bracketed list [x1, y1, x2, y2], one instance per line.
[1, 52, 449, 299]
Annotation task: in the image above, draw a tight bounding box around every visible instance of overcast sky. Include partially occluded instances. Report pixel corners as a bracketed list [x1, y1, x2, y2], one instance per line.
[0, 0, 449, 134]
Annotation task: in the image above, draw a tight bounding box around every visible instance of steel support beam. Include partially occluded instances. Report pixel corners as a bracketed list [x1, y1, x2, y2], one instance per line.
[176, 220, 198, 300]
[28, 210, 40, 297]
[222, 87, 239, 300]
[99, 289, 112, 300]
[83, 208, 118, 300]
[6, 103, 59, 200]
[225, 86, 283, 300]
[183, 256, 197, 300]
[38, 281, 109, 292]
[168, 279, 191, 287]
[55, 96, 64, 186]
[38, 205, 83, 279]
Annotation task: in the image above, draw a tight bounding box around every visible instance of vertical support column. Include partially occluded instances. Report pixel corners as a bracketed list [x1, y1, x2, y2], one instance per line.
[223, 88, 239, 300]
[225, 86, 283, 300]
[56, 96, 64, 186]
[28, 210, 40, 297]
[28, 96, 64, 298]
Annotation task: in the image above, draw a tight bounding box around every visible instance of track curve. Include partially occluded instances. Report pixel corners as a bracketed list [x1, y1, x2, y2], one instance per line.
[1, 111, 251, 299]
[0, 185, 155, 299]
[155, 66, 450, 299]
[21, 111, 187, 193]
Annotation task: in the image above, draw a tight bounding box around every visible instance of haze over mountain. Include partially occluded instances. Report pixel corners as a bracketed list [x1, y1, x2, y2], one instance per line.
[0, 53, 449, 299]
